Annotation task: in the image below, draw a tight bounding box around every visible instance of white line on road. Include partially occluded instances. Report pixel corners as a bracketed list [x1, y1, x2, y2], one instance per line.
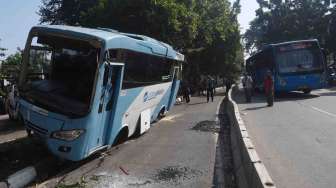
[310, 106, 336, 118]
[298, 102, 336, 118]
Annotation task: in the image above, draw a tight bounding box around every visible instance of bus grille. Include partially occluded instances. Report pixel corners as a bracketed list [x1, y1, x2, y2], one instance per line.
[26, 121, 48, 137]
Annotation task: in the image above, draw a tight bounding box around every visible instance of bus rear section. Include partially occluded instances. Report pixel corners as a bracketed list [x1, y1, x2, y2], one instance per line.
[247, 40, 327, 93]
[274, 40, 327, 93]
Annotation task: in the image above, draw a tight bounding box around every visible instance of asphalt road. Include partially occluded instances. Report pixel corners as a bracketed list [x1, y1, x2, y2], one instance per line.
[0, 115, 26, 144]
[39, 91, 229, 188]
[233, 86, 336, 188]
[0, 115, 51, 181]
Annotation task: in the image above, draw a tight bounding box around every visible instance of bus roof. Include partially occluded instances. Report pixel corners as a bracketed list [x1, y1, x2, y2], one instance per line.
[267, 39, 319, 47]
[246, 39, 320, 61]
[30, 25, 185, 62]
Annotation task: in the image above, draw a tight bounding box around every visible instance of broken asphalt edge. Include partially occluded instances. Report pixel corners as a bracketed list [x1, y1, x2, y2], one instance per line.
[226, 85, 276, 188]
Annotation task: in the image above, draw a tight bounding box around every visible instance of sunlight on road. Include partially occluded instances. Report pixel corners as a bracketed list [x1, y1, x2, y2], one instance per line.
[161, 114, 184, 122]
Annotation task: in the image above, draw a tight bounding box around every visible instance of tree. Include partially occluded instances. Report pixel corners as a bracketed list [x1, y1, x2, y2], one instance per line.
[244, 0, 335, 55]
[0, 39, 6, 59]
[39, 0, 244, 88]
[39, 0, 198, 50]
[0, 50, 22, 82]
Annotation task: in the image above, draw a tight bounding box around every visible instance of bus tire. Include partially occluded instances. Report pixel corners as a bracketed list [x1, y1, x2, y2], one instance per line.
[157, 108, 166, 121]
[132, 118, 141, 138]
[113, 127, 129, 146]
[27, 129, 33, 137]
[303, 89, 311, 94]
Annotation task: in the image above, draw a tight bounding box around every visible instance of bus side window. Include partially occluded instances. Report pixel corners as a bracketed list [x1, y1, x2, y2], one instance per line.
[122, 50, 172, 89]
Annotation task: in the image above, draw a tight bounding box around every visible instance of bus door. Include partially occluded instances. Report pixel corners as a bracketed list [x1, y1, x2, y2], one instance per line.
[96, 62, 124, 149]
[168, 66, 180, 110]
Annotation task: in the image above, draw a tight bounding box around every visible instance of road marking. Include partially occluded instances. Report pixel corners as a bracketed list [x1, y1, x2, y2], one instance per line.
[299, 102, 336, 118]
[310, 106, 336, 118]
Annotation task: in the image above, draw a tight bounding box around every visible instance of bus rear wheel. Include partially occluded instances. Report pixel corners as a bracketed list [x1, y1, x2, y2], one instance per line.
[113, 127, 129, 146]
[303, 89, 311, 94]
[157, 108, 166, 121]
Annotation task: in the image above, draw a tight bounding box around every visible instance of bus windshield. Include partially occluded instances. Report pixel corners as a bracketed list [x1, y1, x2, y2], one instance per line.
[20, 34, 100, 117]
[276, 45, 323, 74]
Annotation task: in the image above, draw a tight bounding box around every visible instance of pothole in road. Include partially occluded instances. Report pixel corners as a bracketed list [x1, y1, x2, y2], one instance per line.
[192, 120, 220, 133]
[152, 166, 202, 184]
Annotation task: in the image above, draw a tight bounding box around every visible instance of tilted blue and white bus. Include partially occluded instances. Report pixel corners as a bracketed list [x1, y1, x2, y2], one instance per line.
[246, 39, 327, 94]
[18, 25, 184, 161]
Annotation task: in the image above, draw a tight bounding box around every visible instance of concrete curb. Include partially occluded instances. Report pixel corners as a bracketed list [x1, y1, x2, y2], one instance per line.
[0, 166, 36, 188]
[226, 85, 276, 188]
[215, 95, 226, 124]
[213, 94, 228, 188]
[0, 157, 56, 188]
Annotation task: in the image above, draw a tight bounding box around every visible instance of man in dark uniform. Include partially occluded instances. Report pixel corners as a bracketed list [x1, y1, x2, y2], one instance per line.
[207, 76, 214, 102]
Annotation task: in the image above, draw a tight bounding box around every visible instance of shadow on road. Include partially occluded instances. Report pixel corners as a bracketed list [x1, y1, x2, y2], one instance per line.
[275, 92, 319, 101]
[212, 101, 236, 188]
[0, 115, 24, 135]
[244, 106, 270, 111]
[188, 101, 208, 106]
[233, 87, 320, 106]
[0, 137, 51, 180]
[233, 89, 266, 105]
[324, 86, 336, 91]
[316, 91, 336, 97]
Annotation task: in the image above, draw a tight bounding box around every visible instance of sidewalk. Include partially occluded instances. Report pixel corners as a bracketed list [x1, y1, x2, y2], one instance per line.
[38, 91, 227, 188]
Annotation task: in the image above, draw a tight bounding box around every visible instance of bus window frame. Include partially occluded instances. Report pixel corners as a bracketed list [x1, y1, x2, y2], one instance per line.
[274, 45, 325, 76]
[19, 30, 104, 118]
[120, 49, 174, 90]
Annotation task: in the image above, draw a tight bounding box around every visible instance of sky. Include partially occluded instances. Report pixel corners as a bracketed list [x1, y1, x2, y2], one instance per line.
[0, 0, 41, 59]
[237, 0, 259, 33]
[0, 0, 259, 59]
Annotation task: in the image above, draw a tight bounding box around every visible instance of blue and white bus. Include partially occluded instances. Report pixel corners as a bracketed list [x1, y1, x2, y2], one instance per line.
[18, 25, 184, 161]
[246, 39, 327, 94]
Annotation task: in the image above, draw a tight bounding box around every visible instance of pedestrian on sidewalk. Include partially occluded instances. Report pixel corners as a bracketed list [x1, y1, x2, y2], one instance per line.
[242, 73, 253, 103]
[182, 81, 191, 103]
[225, 77, 233, 94]
[206, 75, 215, 102]
[264, 70, 274, 106]
[202, 79, 207, 96]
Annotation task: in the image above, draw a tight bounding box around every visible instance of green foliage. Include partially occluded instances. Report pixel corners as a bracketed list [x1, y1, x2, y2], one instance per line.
[1, 51, 22, 82]
[190, 0, 243, 80]
[39, 0, 243, 83]
[0, 39, 6, 58]
[245, 0, 336, 55]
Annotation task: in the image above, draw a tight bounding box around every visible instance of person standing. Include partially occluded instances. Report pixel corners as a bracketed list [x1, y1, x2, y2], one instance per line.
[225, 77, 233, 94]
[264, 71, 274, 106]
[182, 81, 191, 103]
[207, 76, 214, 102]
[242, 73, 253, 102]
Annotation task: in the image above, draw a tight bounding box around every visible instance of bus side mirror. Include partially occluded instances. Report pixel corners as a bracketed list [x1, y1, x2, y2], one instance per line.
[103, 64, 109, 86]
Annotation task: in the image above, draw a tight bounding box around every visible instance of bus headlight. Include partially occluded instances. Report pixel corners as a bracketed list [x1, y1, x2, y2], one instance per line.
[51, 129, 85, 141]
